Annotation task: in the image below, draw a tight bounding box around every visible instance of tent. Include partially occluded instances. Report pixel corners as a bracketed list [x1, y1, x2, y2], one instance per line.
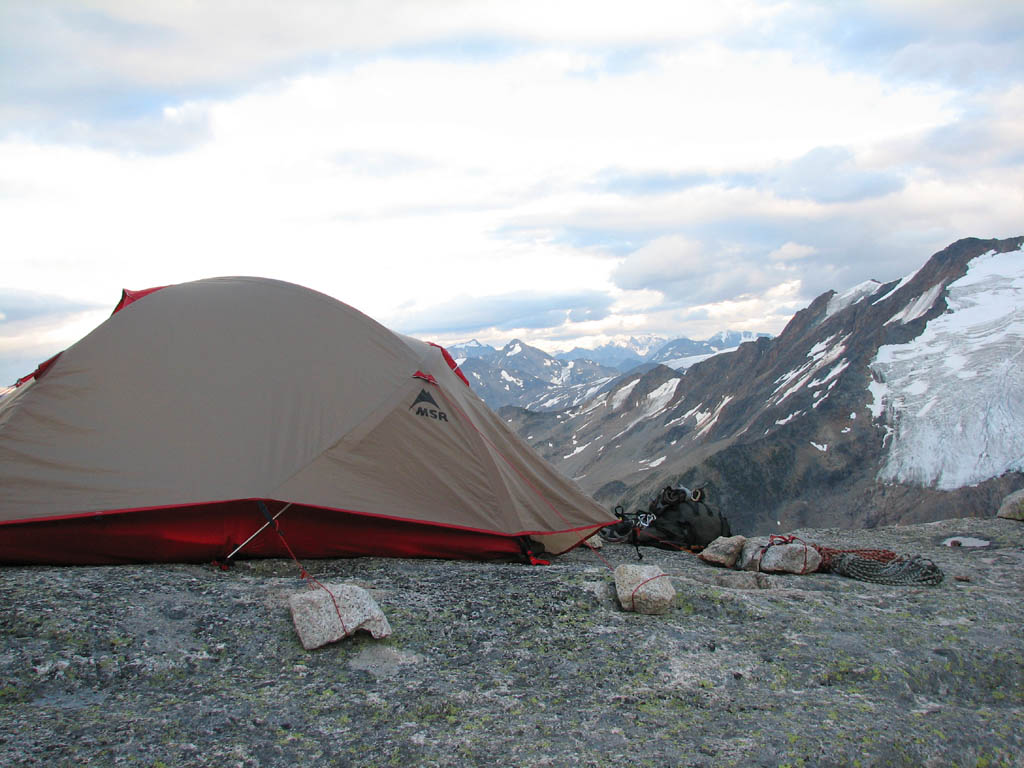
[0, 277, 613, 564]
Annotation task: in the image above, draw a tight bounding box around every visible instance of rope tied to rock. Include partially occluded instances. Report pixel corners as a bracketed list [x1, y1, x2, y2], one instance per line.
[760, 534, 944, 585]
[630, 572, 672, 612]
[256, 501, 349, 636]
[764, 534, 816, 574]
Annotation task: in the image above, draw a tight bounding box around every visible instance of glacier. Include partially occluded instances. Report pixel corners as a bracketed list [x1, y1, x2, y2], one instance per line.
[871, 247, 1024, 489]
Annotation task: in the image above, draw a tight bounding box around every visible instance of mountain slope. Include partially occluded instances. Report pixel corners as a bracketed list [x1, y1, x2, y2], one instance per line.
[501, 236, 1024, 534]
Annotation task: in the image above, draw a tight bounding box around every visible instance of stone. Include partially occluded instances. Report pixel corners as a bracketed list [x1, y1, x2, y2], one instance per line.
[614, 564, 675, 614]
[759, 542, 822, 574]
[699, 535, 747, 568]
[997, 489, 1024, 521]
[712, 571, 773, 590]
[737, 537, 770, 571]
[289, 582, 392, 651]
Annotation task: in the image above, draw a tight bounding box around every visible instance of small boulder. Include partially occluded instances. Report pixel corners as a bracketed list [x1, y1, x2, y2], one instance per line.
[614, 564, 675, 614]
[289, 583, 392, 651]
[699, 535, 747, 568]
[759, 542, 822, 574]
[997, 489, 1024, 521]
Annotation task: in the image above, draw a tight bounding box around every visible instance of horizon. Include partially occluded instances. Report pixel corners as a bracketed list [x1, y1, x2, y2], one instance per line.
[2, 1, 1022, 385]
[448, 327, 771, 357]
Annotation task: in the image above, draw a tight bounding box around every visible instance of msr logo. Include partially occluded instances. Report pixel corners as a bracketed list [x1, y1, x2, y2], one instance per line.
[410, 389, 448, 422]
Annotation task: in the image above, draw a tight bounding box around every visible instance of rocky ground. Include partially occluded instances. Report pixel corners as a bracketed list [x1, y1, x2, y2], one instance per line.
[1, 517, 1022, 768]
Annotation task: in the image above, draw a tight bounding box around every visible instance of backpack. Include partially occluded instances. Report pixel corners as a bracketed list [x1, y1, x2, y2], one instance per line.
[600, 485, 731, 552]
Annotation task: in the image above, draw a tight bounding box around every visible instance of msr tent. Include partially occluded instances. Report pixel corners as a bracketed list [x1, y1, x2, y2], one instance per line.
[0, 277, 613, 564]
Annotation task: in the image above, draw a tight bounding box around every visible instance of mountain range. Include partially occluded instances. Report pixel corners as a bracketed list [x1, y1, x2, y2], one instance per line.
[495, 236, 1024, 535]
[446, 331, 771, 411]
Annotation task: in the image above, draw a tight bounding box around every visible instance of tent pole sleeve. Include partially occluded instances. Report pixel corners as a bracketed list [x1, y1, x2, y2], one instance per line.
[226, 502, 293, 560]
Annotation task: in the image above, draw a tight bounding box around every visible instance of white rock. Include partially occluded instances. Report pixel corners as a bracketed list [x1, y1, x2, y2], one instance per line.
[699, 535, 748, 568]
[614, 564, 675, 614]
[289, 583, 392, 651]
[997, 489, 1024, 521]
[759, 542, 822, 574]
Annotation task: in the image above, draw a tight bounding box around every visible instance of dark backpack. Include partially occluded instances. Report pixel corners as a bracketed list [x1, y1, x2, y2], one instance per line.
[601, 485, 731, 552]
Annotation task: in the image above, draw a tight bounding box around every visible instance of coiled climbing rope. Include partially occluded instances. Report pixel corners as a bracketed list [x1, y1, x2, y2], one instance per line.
[822, 550, 944, 586]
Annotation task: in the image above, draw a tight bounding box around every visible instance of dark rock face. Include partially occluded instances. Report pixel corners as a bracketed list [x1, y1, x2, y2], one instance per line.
[503, 237, 1024, 533]
[1, 517, 1021, 766]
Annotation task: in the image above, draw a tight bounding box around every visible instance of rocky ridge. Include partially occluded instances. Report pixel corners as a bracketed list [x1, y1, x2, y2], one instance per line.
[1, 516, 1022, 767]
[501, 236, 1024, 534]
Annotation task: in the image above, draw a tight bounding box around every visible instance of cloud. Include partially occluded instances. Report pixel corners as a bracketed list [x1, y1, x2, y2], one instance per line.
[768, 146, 905, 203]
[870, 87, 1024, 177]
[595, 168, 713, 196]
[611, 236, 808, 310]
[764, 0, 1024, 89]
[332, 150, 434, 177]
[768, 242, 816, 261]
[56, 103, 213, 155]
[0, 289, 110, 385]
[388, 291, 615, 336]
[610, 236, 706, 291]
[0, 0, 779, 132]
[0, 289, 101, 325]
[0, 1, 1020, 370]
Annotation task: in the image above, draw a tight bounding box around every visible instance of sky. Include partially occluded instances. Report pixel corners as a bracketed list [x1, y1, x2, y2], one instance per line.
[2, 0, 1023, 385]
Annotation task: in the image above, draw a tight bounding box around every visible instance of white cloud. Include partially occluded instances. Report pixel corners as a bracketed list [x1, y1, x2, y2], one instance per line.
[769, 242, 816, 261]
[10, 0, 781, 88]
[611, 236, 706, 290]
[0, 0, 1021, 379]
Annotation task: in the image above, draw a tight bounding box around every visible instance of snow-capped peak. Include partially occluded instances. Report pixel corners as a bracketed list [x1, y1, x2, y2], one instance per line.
[625, 335, 668, 357]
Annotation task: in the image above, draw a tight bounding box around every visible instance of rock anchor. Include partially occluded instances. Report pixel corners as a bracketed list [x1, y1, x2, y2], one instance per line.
[759, 542, 822, 574]
[699, 535, 747, 568]
[289, 583, 392, 651]
[614, 564, 675, 614]
[737, 537, 770, 571]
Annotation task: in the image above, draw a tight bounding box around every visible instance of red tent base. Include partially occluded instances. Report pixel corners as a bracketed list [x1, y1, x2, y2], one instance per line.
[0, 501, 528, 565]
